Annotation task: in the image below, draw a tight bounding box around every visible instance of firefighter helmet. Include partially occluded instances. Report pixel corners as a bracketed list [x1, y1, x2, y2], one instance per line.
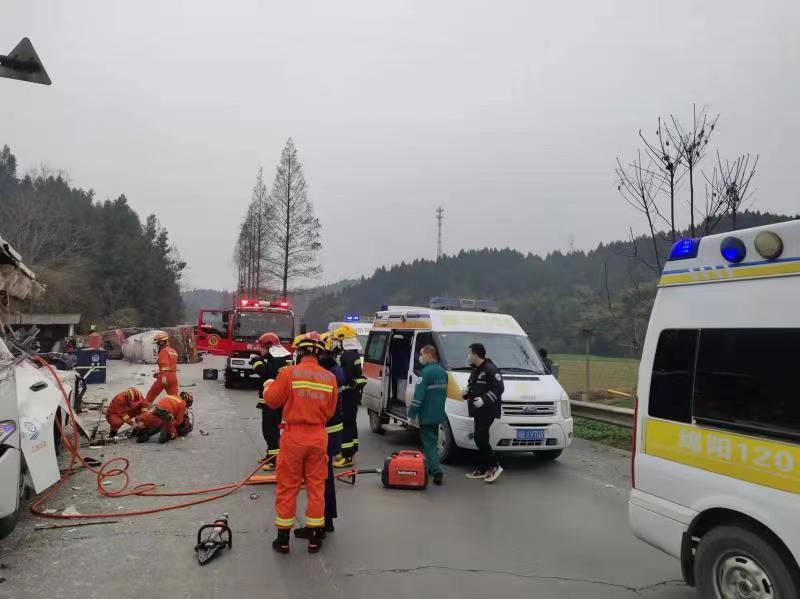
[257, 332, 281, 347]
[180, 391, 194, 407]
[294, 331, 324, 353]
[153, 331, 169, 345]
[320, 332, 334, 351]
[332, 324, 357, 340]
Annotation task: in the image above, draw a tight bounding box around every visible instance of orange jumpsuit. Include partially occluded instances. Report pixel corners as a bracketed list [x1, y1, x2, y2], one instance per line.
[264, 356, 337, 530]
[106, 388, 145, 430]
[139, 394, 186, 439]
[144, 345, 179, 405]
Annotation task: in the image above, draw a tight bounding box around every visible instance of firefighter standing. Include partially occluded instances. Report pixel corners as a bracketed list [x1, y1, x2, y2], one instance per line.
[137, 391, 194, 443]
[105, 387, 146, 437]
[331, 325, 366, 469]
[87, 325, 103, 349]
[263, 332, 337, 555]
[250, 332, 290, 469]
[144, 331, 179, 405]
[295, 333, 344, 540]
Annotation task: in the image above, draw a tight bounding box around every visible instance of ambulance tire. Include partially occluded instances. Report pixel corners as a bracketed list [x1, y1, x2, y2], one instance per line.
[0, 457, 27, 539]
[224, 371, 237, 389]
[437, 418, 459, 464]
[694, 524, 799, 599]
[368, 409, 386, 434]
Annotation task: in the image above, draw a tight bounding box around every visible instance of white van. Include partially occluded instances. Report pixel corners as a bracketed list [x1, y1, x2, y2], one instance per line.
[362, 298, 573, 462]
[630, 220, 800, 597]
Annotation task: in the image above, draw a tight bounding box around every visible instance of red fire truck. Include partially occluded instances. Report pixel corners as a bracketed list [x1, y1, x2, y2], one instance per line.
[196, 298, 296, 388]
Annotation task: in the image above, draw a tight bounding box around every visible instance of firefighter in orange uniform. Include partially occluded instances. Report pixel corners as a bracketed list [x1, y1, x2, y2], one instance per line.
[137, 391, 194, 443]
[263, 332, 337, 554]
[144, 331, 179, 405]
[106, 387, 146, 437]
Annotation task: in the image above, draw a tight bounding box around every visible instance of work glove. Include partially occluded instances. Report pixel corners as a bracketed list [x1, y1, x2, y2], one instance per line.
[472, 397, 485, 409]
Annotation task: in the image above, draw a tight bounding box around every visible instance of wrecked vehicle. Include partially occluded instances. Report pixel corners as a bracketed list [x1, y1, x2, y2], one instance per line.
[0, 235, 74, 538]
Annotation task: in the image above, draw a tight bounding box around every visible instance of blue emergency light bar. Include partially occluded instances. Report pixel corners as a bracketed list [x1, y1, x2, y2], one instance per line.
[668, 238, 701, 261]
[344, 314, 360, 322]
[429, 297, 498, 313]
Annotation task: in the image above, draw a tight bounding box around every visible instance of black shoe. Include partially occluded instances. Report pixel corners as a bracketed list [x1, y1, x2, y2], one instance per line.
[324, 517, 335, 533]
[136, 430, 150, 443]
[307, 528, 324, 554]
[272, 530, 290, 554]
[433, 472, 443, 485]
[294, 526, 326, 540]
[109, 429, 118, 438]
[158, 429, 170, 444]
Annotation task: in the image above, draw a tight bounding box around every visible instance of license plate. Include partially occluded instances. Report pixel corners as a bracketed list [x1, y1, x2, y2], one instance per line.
[516, 429, 545, 441]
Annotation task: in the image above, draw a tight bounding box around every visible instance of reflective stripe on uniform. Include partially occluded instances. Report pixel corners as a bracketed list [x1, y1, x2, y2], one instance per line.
[304, 516, 325, 527]
[291, 381, 334, 393]
[267, 448, 280, 456]
[275, 516, 296, 528]
[427, 383, 447, 390]
[253, 360, 264, 368]
[326, 423, 344, 433]
[341, 441, 355, 449]
[355, 358, 364, 366]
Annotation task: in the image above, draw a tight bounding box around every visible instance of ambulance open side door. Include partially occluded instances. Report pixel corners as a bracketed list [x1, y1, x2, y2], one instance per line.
[405, 331, 435, 410]
[362, 330, 390, 416]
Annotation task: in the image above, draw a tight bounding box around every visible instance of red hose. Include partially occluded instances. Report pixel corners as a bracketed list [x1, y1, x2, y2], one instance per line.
[29, 357, 271, 519]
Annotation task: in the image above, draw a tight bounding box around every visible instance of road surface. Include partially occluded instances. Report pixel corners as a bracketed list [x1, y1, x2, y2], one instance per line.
[0, 358, 693, 599]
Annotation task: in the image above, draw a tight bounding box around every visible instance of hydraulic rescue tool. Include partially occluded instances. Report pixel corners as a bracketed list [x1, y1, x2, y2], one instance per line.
[194, 513, 233, 565]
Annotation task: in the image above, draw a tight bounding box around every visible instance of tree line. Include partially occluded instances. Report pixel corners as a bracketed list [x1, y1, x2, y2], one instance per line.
[0, 144, 185, 330]
[235, 138, 322, 299]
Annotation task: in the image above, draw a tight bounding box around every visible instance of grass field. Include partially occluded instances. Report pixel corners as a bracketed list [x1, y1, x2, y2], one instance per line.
[552, 353, 639, 401]
[573, 418, 633, 450]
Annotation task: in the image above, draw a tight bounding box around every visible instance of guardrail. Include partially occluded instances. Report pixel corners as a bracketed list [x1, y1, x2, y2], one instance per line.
[571, 400, 634, 429]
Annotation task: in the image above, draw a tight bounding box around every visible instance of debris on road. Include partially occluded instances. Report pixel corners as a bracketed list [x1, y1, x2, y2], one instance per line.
[248, 492, 260, 500]
[199, 429, 209, 436]
[34, 521, 119, 531]
[61, 505, 82, 517]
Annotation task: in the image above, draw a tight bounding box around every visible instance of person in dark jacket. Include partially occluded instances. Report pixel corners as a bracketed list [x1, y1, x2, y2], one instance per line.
[463, 343, 504, 483]
[295, 334, 344, 539]
[331, 325, 367, 469]
[408, 345, 447, 485]
[250, 332, 290, 470]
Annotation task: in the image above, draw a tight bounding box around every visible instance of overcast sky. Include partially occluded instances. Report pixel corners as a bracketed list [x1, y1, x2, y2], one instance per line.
[2, 1, 799, 290]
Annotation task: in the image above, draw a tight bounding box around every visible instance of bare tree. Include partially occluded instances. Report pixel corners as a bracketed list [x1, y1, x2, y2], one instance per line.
[666, 104, 719, 236]
[234, 168, 274, 296]
[710, 152, 759, 231]
[639, 117, 685, 242]
[263, 138, 322, 297]
[616, 152, 665, 272]
[700, 167, 729, 236]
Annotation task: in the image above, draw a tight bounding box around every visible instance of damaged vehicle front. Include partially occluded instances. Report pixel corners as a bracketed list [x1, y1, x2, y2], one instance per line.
[0, 234, 72, 538]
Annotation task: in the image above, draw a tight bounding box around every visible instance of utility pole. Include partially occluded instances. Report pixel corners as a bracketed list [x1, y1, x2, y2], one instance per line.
[581, 325, 593, 401]
[436, 206, 444, 261]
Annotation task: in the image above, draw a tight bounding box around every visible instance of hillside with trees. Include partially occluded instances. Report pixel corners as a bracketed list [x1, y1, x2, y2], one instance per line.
[0, 144, 185, 330]
[304, 211, 796, 357]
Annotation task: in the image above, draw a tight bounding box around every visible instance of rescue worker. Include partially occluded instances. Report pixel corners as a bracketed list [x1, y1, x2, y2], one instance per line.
[105, 387, 146, 437]
[87, 325, 103, 349]
[408, 345, 447, 485]
[137, 391, 194, 444]
[463, 343, 504, 483]
[144, 331, 179, 405]
[295, 333, 344, 540]
[331, 325, 366, 469]
[249, 332, 290, 469]
[263, 332, 337, 555]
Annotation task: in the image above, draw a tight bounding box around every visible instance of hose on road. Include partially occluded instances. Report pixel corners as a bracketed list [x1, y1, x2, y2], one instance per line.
[30, 357, 273, 520]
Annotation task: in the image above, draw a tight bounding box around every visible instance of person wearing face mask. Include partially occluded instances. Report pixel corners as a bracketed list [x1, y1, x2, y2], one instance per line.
[408, 345, 448, 485]
[462, 343, 504, 483]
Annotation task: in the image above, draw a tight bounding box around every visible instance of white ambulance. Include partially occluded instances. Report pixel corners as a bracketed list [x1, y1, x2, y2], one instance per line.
[630, 220, 800, 597]
[362, 298, 573, 462]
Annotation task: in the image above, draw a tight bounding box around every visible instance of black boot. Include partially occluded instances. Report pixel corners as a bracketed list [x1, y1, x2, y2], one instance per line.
[293, 526, 324, 540]
[324, 517, 335, 533]
[307, 527, 324, 554]
[272, 529, 290, 554]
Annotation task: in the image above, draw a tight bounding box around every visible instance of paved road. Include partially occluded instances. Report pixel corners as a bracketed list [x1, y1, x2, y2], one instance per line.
[0, 358, 694, 599]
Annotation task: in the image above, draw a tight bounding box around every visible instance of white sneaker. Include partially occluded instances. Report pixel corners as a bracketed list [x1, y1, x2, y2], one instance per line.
[484, 465, 503, 483]
[465, 469, 487, 479]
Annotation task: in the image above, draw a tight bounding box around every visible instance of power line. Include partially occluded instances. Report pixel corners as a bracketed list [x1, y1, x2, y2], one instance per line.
[436, 206, 444, 261]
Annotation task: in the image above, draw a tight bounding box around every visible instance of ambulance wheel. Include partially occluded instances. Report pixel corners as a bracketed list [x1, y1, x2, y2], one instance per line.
[695, 524, 799, 599]
[438, 419, 458, 464]
[0, 457, 27, 539]
[368, 409, 386, 434]
[224, 374, 236, 389]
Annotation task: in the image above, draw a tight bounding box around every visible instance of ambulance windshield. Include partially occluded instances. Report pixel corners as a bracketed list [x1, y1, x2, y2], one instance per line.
[233, 311, 294, 341]
[434, 332, 547, 374]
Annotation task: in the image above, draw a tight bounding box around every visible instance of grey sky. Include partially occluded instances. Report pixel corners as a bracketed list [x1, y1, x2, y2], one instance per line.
[2, 1, 799, 290]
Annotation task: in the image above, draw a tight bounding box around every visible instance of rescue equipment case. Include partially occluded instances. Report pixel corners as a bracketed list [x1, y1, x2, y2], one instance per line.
[381, 450, 427, 490]
[203, 368, 219, 380]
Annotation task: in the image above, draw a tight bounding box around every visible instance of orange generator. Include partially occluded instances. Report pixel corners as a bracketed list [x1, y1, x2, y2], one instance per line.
[381, 450, 427, 490]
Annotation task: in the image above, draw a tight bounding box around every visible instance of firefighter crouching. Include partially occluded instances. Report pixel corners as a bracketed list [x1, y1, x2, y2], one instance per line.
[331, 325, 366, 469]
[137, 391, 194, 444]
[249, 332, 290, 470]
[263, 332, 337, 554]
[106, 387, 146, 437]
[144, 331, 179, 405]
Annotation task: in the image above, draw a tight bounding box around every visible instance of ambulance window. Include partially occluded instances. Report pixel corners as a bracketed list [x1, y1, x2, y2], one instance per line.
[649, 329, 697, 423]
[694, 329, 800, 440]
[412, 332, 435, 374]
[364, 332, 390, 365]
